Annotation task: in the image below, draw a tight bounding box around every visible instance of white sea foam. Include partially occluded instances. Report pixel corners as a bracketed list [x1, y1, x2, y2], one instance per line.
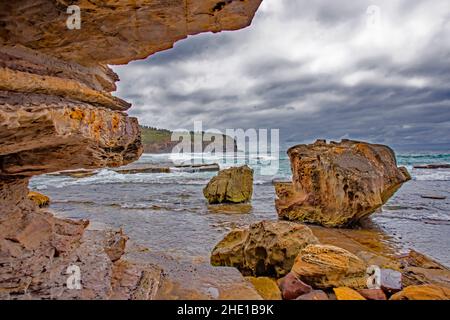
[30, 169, 214, 189]
[412, 169, 450, 181]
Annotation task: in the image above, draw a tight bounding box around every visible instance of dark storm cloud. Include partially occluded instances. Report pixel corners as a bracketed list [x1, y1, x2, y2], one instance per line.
[114, 0, 450, 150]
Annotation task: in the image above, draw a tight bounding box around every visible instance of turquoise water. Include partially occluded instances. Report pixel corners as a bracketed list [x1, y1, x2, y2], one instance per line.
[397, 153, 450, 166]
[30, 150, 450, 266]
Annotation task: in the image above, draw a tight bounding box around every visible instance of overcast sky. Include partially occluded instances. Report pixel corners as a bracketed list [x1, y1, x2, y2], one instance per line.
[113, 0, 450, 151]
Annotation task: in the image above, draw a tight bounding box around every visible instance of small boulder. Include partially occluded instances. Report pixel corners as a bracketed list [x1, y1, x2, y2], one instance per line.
[358, 289, 387, 300]
[334, 287, 366, 300]
[277, 272, 312, 300]
[390, 284, 450, 300]
[245, 277, 282, 300]
[28, 191, 50, 207]
[296, 290, 329, 300]
[203, 165, 253, 204]
[291, 244, 368, 289]
[211, 221, 319, 277]
[380, 268, 402, 294]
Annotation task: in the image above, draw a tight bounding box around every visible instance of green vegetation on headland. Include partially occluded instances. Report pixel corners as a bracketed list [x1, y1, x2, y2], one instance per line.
[140, 125, 237, 154]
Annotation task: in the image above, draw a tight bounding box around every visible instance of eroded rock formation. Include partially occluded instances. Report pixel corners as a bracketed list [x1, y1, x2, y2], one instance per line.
[1, 0, 262, 65]
[244, 277, 282, 300]
[291, 244, 368, 289]
[204, 165, 254, 204]
[211, 220, 319, 277]
[277, 272, 312, 300]
[0, 0, 262, 299]
[275, 139, 411, 227]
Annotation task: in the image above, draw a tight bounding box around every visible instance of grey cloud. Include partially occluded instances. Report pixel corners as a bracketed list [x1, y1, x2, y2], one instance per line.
[114, 0, 450, 151]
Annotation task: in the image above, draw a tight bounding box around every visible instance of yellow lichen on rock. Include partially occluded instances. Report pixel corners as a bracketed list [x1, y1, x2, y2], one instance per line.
[334, 287, 366, 300]
[204, 165, 254, 204]
[390, 285, 450, 300]
[245, 277, 282, 300]
[292, 244, 368, 289]
[70, 109, 85, 121]
[28, 191, 50, 208]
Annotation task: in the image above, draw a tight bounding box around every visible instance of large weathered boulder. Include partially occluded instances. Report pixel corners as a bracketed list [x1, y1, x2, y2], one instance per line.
[390, 284, 450, 300]
[291, 244, 368, 289]
[276, 139, 411, 227]
[211, 221, 320, 277]
[204, 165, 254, 204]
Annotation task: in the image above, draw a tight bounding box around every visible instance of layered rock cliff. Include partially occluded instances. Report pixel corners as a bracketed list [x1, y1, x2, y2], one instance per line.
[0, 0, 262, 299]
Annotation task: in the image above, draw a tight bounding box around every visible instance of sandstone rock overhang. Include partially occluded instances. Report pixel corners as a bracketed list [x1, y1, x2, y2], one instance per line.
[275, 139, 411, 227]
[0, 0, 262, 299]
[0, 0, 263, 176]
[1, 0, 263, 65]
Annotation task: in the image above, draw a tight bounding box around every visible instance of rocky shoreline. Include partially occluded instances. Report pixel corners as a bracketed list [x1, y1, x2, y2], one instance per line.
[275, 139, 411, 227]
[21, 140, 450, 300]
[1, 0, 449, 301]
[206, 140, 450, 300]
[210, 216, 450, 300]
